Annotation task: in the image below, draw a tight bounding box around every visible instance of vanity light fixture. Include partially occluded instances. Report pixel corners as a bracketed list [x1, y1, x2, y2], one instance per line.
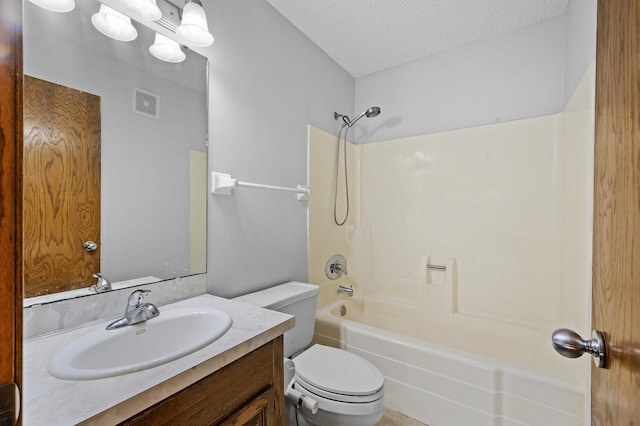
[108, 0, 162, 22]
[31, 0, 214, 61]
[149, 32, 186, 63]
[176, 0, 214, 47]
[27, 0, 75, 13]
[91, 4, 138, 42]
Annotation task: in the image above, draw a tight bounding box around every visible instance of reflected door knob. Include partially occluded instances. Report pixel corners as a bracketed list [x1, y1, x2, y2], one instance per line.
[552, 328, 607, 368]
[83, 241, 97, 252]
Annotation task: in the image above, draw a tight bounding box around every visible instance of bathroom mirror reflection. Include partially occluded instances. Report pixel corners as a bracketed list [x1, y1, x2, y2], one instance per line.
[23, 0, 208, 305]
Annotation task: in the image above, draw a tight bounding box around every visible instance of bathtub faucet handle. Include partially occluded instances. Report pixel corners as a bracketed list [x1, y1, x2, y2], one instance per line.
[331, 262, 347, 275]
[326, 254, 348, 279]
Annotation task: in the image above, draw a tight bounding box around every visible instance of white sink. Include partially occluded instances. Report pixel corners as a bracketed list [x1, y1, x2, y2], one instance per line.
[47, 307, 233, 380]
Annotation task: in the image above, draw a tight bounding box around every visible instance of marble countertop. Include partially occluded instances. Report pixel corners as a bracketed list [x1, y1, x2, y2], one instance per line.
[23, 294, 294, 425]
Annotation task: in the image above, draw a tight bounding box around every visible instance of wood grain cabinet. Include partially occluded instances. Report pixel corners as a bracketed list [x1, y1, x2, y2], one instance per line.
[119, 336, 284, 426]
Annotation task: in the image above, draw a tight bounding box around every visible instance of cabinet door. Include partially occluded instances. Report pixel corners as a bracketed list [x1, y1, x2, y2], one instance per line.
[219, 387, 274, 426]
[119, 338, 285, 426]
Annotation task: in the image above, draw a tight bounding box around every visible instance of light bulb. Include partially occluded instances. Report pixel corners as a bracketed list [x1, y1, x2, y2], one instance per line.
[110, 0, 162, 22]
[91, 4, 138, 42]
[149, 33, 186, 63]
[176, 1, 214, 47]
[27, 0, 75, 13]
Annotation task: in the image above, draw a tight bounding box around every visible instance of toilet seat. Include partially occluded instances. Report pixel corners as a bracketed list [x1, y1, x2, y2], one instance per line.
[293, 376, 384, 404]
[293, 344, 384, 403]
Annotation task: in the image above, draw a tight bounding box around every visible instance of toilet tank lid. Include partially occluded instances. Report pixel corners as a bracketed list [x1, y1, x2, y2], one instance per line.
[233, 281, 319, 310]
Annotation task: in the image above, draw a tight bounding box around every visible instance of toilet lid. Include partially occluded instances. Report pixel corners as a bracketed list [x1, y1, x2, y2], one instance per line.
[293, 344, 384, 397]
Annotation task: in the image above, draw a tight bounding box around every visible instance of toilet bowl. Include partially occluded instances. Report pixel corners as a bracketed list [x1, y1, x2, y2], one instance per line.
[289, 344, 384, 426]
[234, 282, 385, 426]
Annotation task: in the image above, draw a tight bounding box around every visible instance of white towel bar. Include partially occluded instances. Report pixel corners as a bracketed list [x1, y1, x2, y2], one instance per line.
[211, 171, 310, 201]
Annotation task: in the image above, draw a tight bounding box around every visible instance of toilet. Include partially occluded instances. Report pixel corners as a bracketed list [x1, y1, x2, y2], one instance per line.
[234, 281, 385, 426]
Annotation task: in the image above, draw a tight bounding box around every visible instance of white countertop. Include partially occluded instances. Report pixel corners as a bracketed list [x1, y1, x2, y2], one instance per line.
[23, 294, 294, 425]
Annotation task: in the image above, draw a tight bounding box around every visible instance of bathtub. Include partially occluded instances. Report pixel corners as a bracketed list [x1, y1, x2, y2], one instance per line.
[313, 296, 586, 426]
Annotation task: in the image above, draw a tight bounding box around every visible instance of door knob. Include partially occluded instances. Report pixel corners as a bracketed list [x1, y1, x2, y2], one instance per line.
[0, 382, 19, 425]
[552, 328, 607, 368]
[83, 241, 97, 252]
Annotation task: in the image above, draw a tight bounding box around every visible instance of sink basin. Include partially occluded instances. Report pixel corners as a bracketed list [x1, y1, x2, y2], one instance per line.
[47, 307, 233, 380]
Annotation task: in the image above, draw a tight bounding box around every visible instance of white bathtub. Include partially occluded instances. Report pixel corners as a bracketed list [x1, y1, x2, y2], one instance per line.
[313, 296, 585, 426]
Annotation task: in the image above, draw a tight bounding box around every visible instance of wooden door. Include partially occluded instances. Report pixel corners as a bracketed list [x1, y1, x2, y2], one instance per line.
[592, 0, 640, 423]
[23, 76, 101, 298]
[0, 0, 22, 423]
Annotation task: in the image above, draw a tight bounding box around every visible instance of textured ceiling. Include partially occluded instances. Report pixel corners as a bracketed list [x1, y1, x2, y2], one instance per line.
[264, 0, 569, 78]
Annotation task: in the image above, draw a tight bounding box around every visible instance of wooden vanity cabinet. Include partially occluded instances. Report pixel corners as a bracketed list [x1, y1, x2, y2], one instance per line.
[119, 336, 285, 426]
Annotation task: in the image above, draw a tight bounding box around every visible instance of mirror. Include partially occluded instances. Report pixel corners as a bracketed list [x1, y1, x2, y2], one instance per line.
[23, 0, 208, 305]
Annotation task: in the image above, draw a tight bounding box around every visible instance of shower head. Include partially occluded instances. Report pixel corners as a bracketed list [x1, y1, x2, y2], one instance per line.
[365, 106, 381, 117]
[334, 106, 381, 127]
[348, 106, 381, 127]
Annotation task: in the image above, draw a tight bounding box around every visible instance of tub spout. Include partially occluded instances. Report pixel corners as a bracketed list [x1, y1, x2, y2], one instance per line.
[337, 285, 353, 297]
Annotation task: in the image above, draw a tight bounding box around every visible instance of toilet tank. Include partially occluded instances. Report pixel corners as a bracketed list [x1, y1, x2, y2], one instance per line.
[233, 282, 319, 357]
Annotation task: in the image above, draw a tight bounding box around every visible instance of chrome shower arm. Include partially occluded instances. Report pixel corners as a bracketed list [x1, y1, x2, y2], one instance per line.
[348, 110, 367, 127]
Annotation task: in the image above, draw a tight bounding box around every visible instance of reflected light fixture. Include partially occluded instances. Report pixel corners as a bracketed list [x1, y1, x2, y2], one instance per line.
[33, 0, 213, 64]
[27, 0, 75, 13]
[176, 0, 214, 47]
[91, 4, 138, 42]
[109, 0, 162, 22]
[149, 32, 186, 63]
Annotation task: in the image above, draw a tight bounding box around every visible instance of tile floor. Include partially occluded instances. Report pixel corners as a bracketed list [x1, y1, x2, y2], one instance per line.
[376, 408, 428, 425]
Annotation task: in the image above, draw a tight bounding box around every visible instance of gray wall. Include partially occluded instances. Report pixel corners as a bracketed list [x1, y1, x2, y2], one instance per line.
[354, 0, 597, 144]
[564, 0, 598, 106]
[204, 0, 354, 298]
[354, 15, 568, 143]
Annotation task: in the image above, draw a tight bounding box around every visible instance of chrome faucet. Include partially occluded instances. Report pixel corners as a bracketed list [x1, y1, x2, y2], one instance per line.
[106, 290, 160, 330]
[326, 254, 348, 280]
[330, 262, 348, 276]
[89, 273, 112, 293]
[337, 284, 353, 297]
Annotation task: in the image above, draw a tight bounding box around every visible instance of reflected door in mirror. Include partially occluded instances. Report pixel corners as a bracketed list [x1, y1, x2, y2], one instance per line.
[23, 76, 101, 298]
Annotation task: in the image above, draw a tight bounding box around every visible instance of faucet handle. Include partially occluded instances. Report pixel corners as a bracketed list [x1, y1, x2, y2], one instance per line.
[93, 273, 111, 284]
[331, 262, 347, 275]
[127, 290, 151, 308]
[89, 273, 111, 293]
[326, 254, 348, 279]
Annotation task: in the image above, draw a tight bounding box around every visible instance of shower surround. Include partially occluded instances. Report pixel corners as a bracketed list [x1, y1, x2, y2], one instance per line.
[307, 69, 593, 425]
